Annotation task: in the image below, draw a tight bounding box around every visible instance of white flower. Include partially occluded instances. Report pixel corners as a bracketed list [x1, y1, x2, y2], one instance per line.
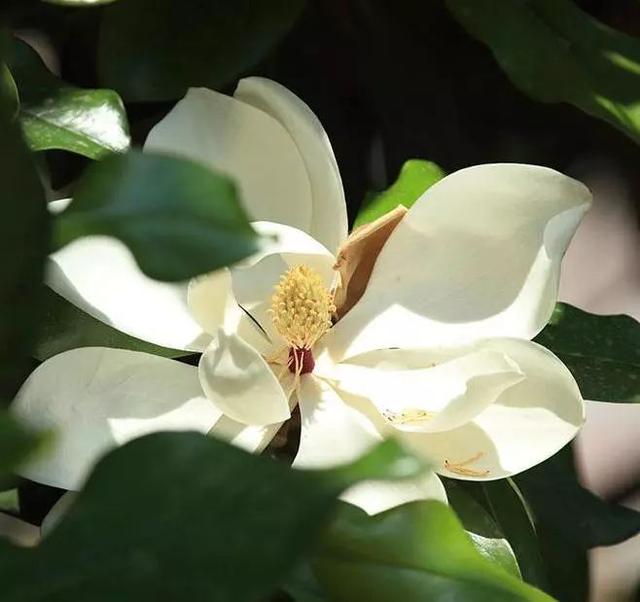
[13, 78, 591, 514]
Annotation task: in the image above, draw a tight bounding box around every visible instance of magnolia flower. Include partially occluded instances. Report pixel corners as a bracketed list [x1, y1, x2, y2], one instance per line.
[13, 78, 591, 514]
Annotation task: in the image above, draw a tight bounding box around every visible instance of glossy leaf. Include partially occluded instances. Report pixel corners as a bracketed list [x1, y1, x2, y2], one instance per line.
[534, 303, 640, 402]
[447, 0, 640, 144]
[514, 446, 640, 602]
[354, 159, 444, 227]
[99, 0, 305, 102]
[0, 435, 423, 601]
[52, 151, 260, 282]
[35, 287, 186, 361]
[314, 501, 553, 602]
[444, 479, 520, 579]
[8, 38, 129, 159]
[482, 479, 548, 591]
[0, 106, 49, 402]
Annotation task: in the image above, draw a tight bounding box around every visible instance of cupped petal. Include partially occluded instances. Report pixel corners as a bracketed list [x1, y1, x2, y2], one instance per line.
[0, 513, 40, 547]
[235, 77, 348, 252]
[400, 338, 585, 481]
[317, 345, 523, 433]
[187, 268, 235, 335]
[293, 375, 383, 470]
[198, 330, 291, 426]
[231, 222, 336, 342]
[325, 164, 592, 360]
[49, 235, 208, 351]
[144, 87, 312, 232]
[11, 347, 222, 491]
[342, 471, 447, 515]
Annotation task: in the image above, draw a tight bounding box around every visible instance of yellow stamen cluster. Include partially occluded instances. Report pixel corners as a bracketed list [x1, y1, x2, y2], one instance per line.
[270, 265, 335, 349]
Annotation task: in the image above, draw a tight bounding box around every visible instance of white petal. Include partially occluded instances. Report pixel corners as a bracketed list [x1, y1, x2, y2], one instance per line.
[12, 348, 221, 490]
[41, 492, 77, 537]
[231, 222, 336, 342]
[187, 268, 235, 335]
[235, 77, 348, 252]
[319, 346, 523, 433]
[401, 338, 585, 480]
[341, 471, 447, 515]
[208, 415, 285, 455]
[326, 164, 592, 359]
[198, 330, 290, 426]
[0, 513, 40, 547]
[49, 236, 208, 351]
[144, 87, 312, 232]
[293, 375, 383, 469]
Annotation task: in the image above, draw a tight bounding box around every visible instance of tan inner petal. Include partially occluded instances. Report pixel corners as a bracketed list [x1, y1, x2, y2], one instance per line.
[333, 205, 407, 320]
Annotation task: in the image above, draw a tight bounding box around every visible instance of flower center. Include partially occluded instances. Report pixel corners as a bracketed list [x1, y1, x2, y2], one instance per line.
[270, 265, 335, 373]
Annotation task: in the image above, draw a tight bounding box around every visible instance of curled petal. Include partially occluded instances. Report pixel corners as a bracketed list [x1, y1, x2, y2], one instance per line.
[144, 87, 312, 232]
[401, 338, 585, 480]
[235, 77, 348, 252]
[198, 330, 291, 426]
[326, 164, 592, 360]
[318, 346, 523, 433]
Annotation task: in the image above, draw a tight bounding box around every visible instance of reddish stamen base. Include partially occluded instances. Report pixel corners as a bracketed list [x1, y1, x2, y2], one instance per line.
[288, 347, 315, 375]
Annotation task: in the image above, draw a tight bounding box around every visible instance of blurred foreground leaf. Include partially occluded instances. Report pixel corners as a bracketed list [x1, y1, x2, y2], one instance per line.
[313, 501, 553, 602]
[52, 151, 259, 282]
[0, 104, 48, 401]
[0, 413, 44, 481]
[99, 0, 305, 101]
[447, 0, 640, 144]
[534, 303, 640, 402]
[35, 287, 186, 361]
[8, 38, 129, 159]
[354, 159, 444, 227]
[0, 435, 421, 601]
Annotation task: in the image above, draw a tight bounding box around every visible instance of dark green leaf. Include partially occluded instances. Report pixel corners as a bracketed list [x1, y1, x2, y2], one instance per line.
[515, 446, 640, 549]
[482, 479, 549, 591]
[447, 0, 640, 144]
[8, 38, 129, 159]
[35, 287, 186, 361]
[354, 159, 444, 227]
[0, 434, 422, 601]
[534, 303, 640, 402]
[513, 445, 640, 602]
[0, 101, 49, 402]
[99, 0, 305, 102]
[444, 479, 521, 579]
[53, 151, 260, 282]
[314, 501, 552, 602]
[283, 563, 329, 602]
[0, 63, 18, 119]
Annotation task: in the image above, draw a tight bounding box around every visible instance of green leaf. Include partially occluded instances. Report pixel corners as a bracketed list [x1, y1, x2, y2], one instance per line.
[0, 100, 49, 402]
[515, 445, 640, 549]
[35, 287, 186, 361]
[314, 501, 553, 602]
[443, 479, 521, 579]
[0, 434, 422, 601]
[0, 63, 18, 119]
[8, 38, 129, 159]
[534, 303, 640, 402]
[446, 0, 640, 145]
[99, 0, 305, 102]
[514, 445, 640, 602]
[53, 151, 260, 282]
[482, 479, 549, 591]
[354, 159, 445, 227]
